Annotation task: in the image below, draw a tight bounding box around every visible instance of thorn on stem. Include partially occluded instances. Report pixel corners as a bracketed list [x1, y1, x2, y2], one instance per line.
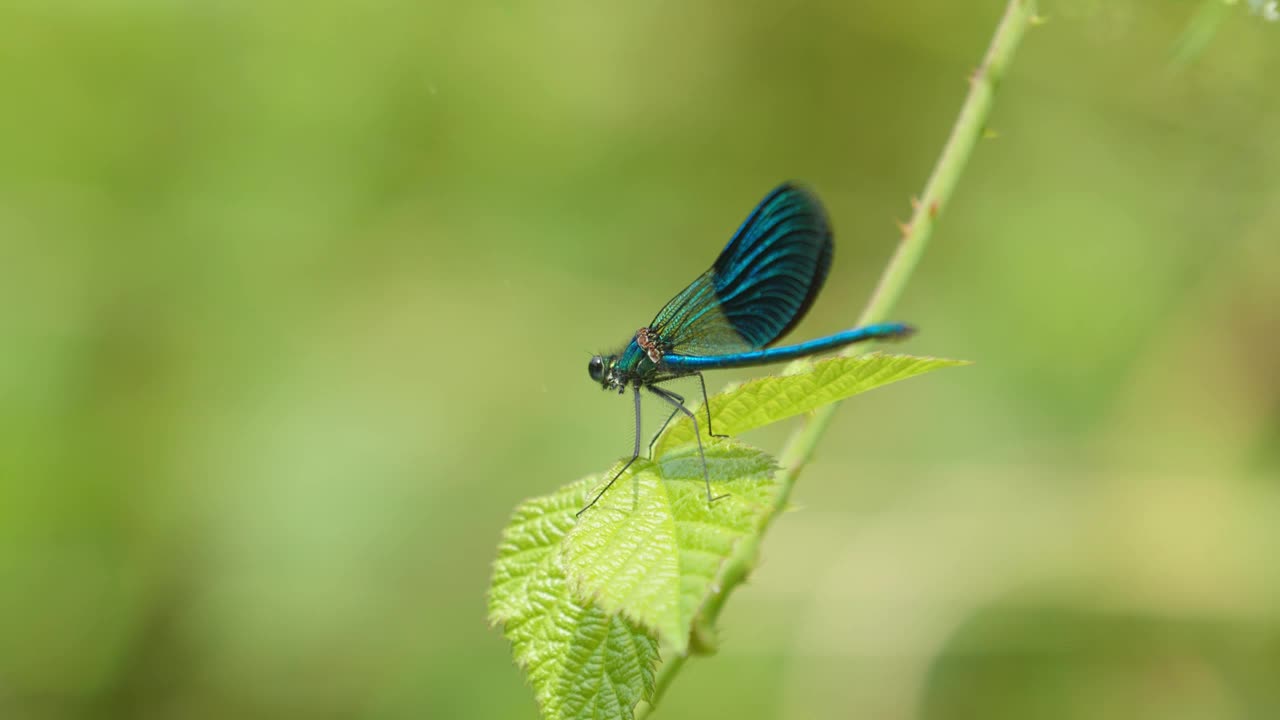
[928, 201, 939, 219]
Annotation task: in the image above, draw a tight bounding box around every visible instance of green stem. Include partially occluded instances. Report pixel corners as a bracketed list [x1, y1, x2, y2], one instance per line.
[638, 0, 1037, 714]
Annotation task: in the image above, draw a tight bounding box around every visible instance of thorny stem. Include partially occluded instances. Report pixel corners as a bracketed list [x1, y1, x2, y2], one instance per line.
[636, 0, 1039, 714]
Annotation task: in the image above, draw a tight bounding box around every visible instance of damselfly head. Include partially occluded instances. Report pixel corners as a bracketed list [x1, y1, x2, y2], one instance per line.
[588, 354, 609, 386]
[588, 354, 625, 391]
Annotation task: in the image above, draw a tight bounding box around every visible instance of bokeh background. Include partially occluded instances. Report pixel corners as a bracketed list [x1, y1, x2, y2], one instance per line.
[3, 1, 1278, 718]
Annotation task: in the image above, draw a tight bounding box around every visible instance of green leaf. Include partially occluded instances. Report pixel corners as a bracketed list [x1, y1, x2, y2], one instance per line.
[491, 352, 967, 715]
[488, 478, 585, 624]
[489, 478, 660, 720]
[652, 353, 968, 457]
[561, 443, 779, 654]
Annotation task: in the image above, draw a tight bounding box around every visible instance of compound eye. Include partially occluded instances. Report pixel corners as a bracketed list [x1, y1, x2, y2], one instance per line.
[588, 356, 604, 383]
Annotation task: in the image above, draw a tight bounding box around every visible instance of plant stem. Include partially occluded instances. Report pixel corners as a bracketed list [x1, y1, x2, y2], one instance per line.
[854, 2, 1037, 330]
[637, 0, 1038, 714]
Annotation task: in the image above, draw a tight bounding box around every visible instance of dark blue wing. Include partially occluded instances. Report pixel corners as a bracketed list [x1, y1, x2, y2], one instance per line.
[649, 183, 833, 356]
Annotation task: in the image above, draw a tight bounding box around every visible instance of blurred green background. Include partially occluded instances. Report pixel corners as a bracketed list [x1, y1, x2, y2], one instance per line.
[2, 1, 1278, 718]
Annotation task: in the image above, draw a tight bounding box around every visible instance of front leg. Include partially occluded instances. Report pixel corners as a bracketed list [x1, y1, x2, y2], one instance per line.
[578, 384, 644, 516]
